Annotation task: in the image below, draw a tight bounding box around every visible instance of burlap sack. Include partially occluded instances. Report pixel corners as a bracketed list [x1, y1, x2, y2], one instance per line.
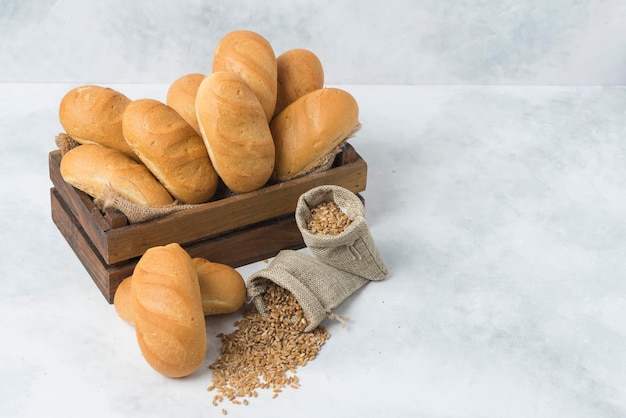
[247, 250, 369, 332]
[295, 185, 388, 281]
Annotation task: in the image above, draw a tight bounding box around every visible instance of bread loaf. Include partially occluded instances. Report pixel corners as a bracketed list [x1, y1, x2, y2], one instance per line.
[114, 258, 245, 322]
[212, 30, 277, 122]
[195, 71, 275, 193]
[166, 73, 206, 135]
[60, 143, 174, 207]
[113, 276, 134, 324]
[122, 99, 219, 204]
[192, 258, 246, 315]
[59, 85, 137, 159]
[274, 48, 324, 118]
[270, 88, 360, 181]
[132, 243, 206, 378]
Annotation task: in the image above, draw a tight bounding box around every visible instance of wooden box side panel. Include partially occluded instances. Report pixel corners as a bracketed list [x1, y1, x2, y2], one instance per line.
[107, 158, 366, 263]
[49, 143, 367, 265]
[51, 187, 309, 303]
[49, 151, 112, 257]
[50, 188, 130, 302]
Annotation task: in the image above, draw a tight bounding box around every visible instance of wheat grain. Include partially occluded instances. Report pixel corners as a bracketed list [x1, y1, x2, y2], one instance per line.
[208, 282, 330, 408]
[306, 201, 352, 235]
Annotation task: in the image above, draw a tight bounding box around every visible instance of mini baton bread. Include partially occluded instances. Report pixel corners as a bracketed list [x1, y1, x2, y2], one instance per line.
[122, 98, 219, 204]
[113, 276, 134, 324]
[192, 257, 246, 315]
[166, 73, 206, 135]
[59, 85, 137, 159]
[274, 48, 324, 118]
[132, 243, 206, 378]
[60, 143, 174, 207]
[270, 87, 360, 181]
[114, 258, 246, 322]
[195, 71, 275, 194]
[212, 29, 277, 122]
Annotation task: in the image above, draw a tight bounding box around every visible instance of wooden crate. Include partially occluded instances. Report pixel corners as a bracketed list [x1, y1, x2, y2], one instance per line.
[49, 143, 367, 303]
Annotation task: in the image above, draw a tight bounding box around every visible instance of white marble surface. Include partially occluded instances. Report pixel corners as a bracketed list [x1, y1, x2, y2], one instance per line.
[2, 0, 626, 85]
[1, 83, 626, 417]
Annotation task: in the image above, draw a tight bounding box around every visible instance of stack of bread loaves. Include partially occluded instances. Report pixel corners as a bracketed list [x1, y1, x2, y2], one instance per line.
[57, 30, 361, 220]
[113, 243, 247, 378]
[58, 85, 218, 207]
[57, 29, 363, 378]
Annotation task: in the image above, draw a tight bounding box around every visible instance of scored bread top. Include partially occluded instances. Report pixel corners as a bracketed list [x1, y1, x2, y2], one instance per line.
[59, 85, 137, 159]
[270, 88, 359, 181]
[132, 243, 206, 378]
[192, 257, 246, 315]
[59, 143, 174, 207]
[122, 98, 219, 204]
[166, 73, 206, 135]
[274, 48, 324, 118]
[195, 71, 275, 194]
[212, 29, 277, 122]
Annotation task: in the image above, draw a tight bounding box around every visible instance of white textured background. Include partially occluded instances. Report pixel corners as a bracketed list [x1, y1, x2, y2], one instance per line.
[2, 0, 626, 85]
[3, 2, 626, 418]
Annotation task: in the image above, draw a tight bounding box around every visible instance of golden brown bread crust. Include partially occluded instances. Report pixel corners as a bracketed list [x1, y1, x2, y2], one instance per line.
[195, 71, 275, 194]
[122, 99, 219, 204]
[113, 276, 134, 324]
[270, 88, 359, 181]
[212, 30, 277, 122]
[274, 48, 324, 118]
[192, 258, 246, 315]
[59, 85, 137, 159]
[114, 258, 245, 323]
[60, 143, 174, 207]
[132, 243, 206, 378]
[166, 73, 206, 135]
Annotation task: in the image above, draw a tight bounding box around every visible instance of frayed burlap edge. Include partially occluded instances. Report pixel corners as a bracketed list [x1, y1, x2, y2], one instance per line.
[55, 133, 81, 156]
[94, 185, 198, 224]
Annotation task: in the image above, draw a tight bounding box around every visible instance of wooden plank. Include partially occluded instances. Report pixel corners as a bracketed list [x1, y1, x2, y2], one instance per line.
[51, 187, 317, 303]
[105, 156, 366, 263]
[182, 215, 305, 267]
[49, 151, 112, 258]
[50, 187, 133, 302]
[49, 143, 367, 265]
[103, 207, 128, 229]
